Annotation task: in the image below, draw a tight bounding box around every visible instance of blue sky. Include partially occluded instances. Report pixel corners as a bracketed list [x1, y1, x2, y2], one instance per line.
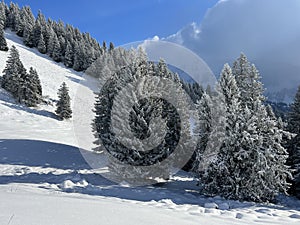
[7, 0, 219, 45]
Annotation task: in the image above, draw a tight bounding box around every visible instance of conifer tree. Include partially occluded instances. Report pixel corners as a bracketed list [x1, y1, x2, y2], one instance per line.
[200, 64, 248, 200]
[0, 1, 6, 29]
[64, 41, 74, 68]
[46, 28, 55, 57]
[93, 52, 190, 183]
[200, 63, 291, 202]
[287, 85, 300, 198]
[1, 45, 26, 96]
[15, 12, 24, 37]
[52, 34, 61, 62]
[192, 92, 213, 173]
[37, 33, 46, 54]
[7, 2, 20, 31]
[73, 43, 84, 71]
[102, 41, 107, 52]
[26, 67, 42, 105]
[33, 20, 42, 47]
[0, 27, 8, 51]
[109, 42, 114, 52]
[18, 67, 42, 107]
[23, 24, 34, 47]
[56, 82, 72, 120]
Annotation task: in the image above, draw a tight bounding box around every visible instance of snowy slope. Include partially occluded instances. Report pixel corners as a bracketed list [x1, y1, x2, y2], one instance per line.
[0, 31, 300, 225]
[0, 31, 96, 145]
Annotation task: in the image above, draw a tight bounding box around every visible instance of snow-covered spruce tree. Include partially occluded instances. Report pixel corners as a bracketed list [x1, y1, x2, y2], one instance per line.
[33, 20, 42, 47]
[0, 26, 8, 51]
[1, 45, 26, 98]
[73, 43, 84, 71]
[199, 63, 291, 202]
[233, 54, 265, 110]
[200, 64, 250, 200]
[7, 2, 20, 32]
[46, 27, 55, 57]
[232, 53, 251, 107]
[23, 22, 34, 47]
[21, 67, 42, 107]
[52, 34, 61, 62]
[94, 52, 190, 183]
[55, 82, 72, 120]
[109, 42, 114, 52]
[224, 55, 291, 202]
[0, 1, 104, 71]
[0, 1, 7, 29]
[287, 85, 300, 198]
[19, 6, 35, 38]
[64, 41, 74, 68]
[102, 41, 107, 52]
[192, 92, 213, 174]
[37, 32, 46, 54]
[181, 81, 204, 171]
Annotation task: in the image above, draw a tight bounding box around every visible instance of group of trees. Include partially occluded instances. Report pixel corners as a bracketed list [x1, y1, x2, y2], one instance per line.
[0, 2, 8, 51]
[93, 47, 188, 182]
[92, 49, 300, 202]
[0, 0, 299, 203]
[1, 45, 42, 107]
[0, 1, 112, 71]
[287, 85, 300, 198]
[194, 55, 292, 202]
[194, 54, 300, 202]
[1, 45, 72, 119]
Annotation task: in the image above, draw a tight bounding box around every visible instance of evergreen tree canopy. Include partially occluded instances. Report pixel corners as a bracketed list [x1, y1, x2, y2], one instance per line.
[198, 61, 291, 203]
[287, 85, 300, 197]
[55, 82, 72, 120]
[1, 45, 26, 95]
[0, 1, 107, 71]
[0, 27, 8, 51]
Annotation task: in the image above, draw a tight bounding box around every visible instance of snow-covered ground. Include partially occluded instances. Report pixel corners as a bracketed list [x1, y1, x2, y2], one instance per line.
[0, 31, 300, 225]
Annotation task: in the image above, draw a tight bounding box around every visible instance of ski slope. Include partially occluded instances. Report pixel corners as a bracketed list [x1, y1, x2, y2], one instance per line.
[0, 30, 300, 225]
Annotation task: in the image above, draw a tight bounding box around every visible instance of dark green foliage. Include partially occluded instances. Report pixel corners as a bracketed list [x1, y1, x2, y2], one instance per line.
[109, 42, 114, 51]
[102, 41, 107, 52]
[1, 46, 42, 107]
[0, 1, 109, 71]
[22, 67, 42, 106]
[52, 34, 61, 62]
[56, 82, 72, 120]
[0, 1, 7, 29]
[0, 27, 8, 51]
[1, 45, 26, 95]
[93, 54, 187, 181]
[197, 60, 291, 203]
[37, 33, 46, 54]
[287, 85, 300, 198]
[64, 41, 74, 67]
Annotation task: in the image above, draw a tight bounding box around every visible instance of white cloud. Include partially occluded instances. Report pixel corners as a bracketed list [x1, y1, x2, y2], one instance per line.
[152, 35, 160, 41]
[166, 0, 300, 96]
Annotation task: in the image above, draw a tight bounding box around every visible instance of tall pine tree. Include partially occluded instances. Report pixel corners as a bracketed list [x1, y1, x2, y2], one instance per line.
[21, 67, 42, 107]
[1, 45, 26, 97]
[56, 82, 72, 120]
[287, 85, 300, 198]
[199, 62, 291, 202]
[37, 32, 46, 54]
[0, 26, 8, 51]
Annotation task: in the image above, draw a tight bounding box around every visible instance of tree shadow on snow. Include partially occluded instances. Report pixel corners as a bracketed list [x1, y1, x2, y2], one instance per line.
[1, 139, 299, 211]
[0, 139, 115, 185]
[1, 102, 58, 120]
[0, 139, 90, 170]
[66, 76, 83, 84]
